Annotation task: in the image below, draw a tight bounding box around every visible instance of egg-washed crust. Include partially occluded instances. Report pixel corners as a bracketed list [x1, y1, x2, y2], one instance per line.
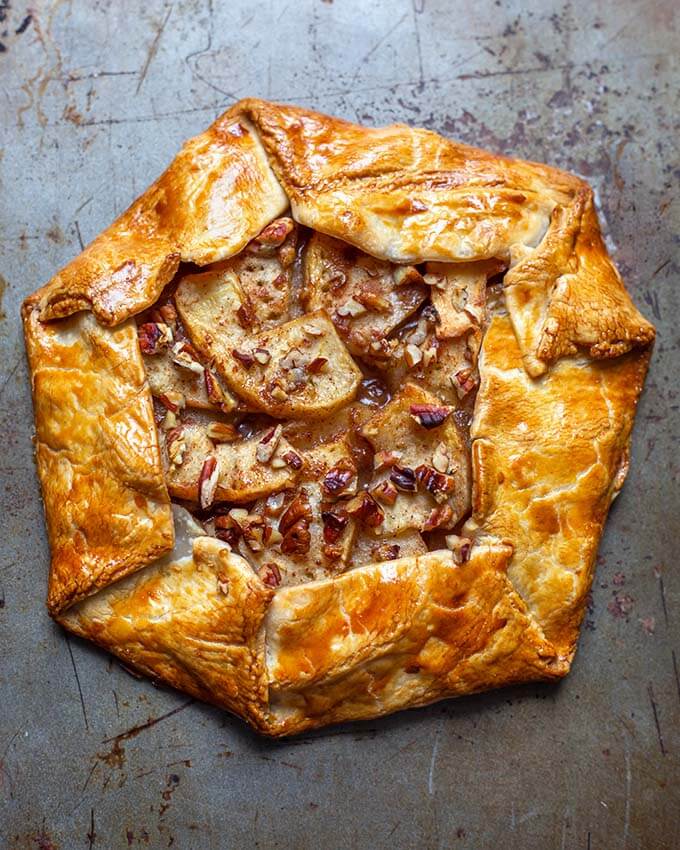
[60, 522, 274, 732]
[468, 315, 651, 659]
[23, 308, 174, 615]
[22, 100, 655, 735]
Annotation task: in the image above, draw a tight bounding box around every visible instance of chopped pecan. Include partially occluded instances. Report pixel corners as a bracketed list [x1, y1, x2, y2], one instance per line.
[283, 450, 303, 470]
[278, 492, 312, 536]
[336, 297, 367, 318]
[389, 465, 417, 492]
[253, 347, 271, 365]
[240, 514, 265, 552]
[345, 492, 384, 527]
[373, 543, 400, 561]
[236, 302, 255, 329]
[321, 508, 350, 545]
[450, 368, 478, 398]
[263, 523, 283, 545]
[207, 422, 240, 443]
[259, 562, 282, 588]
[264, 492, 286, 517]
[421, 504, 454, 531]
[198, 456, 220, 509]
[431, 442, 450, 474]
[256, 425, 283, 464]
[404, 343, 423, 368]
[302, 322, 324, 337]
[409, 403, 452, 429]
[354, 290, 391, 312]
[162, 410, 177, 430]
[280, 520, 312, 555]
[370, 480, 398, 506]
[252, 217, 294, 248]
[321, 460, 357, 499]
[138, 322, 173, 355]
[232, 348, 255, 369]
[214, 514, 241, 548]
[415, 464, 456, 504]
[166, 427, 187, 466]
[269, 381, 288, 402]
[307, 356, 329, 374]
[158, 390, 185, 413]
[172, 341, 204, 374]
[204, 370, 231, 411]
[373, 450, 402, 471]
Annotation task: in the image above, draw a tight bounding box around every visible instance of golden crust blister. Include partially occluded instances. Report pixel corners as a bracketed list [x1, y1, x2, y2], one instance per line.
[22, 99, 654, 735]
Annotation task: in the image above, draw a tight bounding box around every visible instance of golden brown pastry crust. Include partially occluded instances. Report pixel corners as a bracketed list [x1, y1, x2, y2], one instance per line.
[467, 314, 651, 658]
[25, 110, 287, 327]
[23, 306, 174, 615]
[22, 100, 654, 735]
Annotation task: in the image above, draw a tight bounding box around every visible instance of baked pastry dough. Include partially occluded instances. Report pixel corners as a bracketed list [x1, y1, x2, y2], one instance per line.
[23, 100, 654, 736]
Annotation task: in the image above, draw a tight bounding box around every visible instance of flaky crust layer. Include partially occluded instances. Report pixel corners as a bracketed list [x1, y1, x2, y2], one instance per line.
[22, 100, 654, 735]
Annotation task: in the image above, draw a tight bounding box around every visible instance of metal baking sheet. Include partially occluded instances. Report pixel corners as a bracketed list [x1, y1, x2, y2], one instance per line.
[1, 1, 678, 847]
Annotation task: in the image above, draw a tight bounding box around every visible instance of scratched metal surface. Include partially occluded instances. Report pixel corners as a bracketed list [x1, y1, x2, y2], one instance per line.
[1, 0, 678, 847]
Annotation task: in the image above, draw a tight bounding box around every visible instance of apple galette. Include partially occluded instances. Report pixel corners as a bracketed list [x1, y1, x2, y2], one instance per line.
[23, 100, 654, 735]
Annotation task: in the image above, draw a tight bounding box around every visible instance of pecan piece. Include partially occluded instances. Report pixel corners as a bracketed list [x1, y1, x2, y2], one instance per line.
[421, 504, 454, 532]
[252, 217, 294, 248]
[158, 390, 185, 413]
[259, 562, 282, 588]
[450, 368, 478, 398]
[307, 356, 329, 374]
[278, 492, 312, 536]
[198, 456, 220, 509]
[373, 450, 402, 471]
[393, 265, 424, 287]
[166, 427, 187, 466]
[256, 425, 283, 464]
[409, 403, 452, 429]
[232, 348, 255, 369]
[321, 460, 357, 500]
[172, 341, 204, 374]
[404, 343, 423, 368]
[336, 297, 367, 318]
[373, 543, 400, 561]
[389, 465, 417, 492]
[432, 442, 450, 474]
[282, 450, 303, 470]
[415, 464, 456, 504]
[207, 422, 240, 443]
[321, 508, 350, 545]
[345, 492, 384, 528]
[354, 290, 391, 312]
[280, 520, 311, 555]
[214, 514, 241, 548]
[138, 322, 172, 355]
[204, 370, 231, 411]
[445, 535, 472, 564]
[370, 480, 398, 506]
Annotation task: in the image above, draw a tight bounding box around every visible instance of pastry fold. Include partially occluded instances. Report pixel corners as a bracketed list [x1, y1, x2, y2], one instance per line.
[23, 308, 174, 615]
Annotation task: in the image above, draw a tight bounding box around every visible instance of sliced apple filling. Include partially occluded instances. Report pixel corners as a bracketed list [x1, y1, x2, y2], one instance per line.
[138, 216, 498, 588]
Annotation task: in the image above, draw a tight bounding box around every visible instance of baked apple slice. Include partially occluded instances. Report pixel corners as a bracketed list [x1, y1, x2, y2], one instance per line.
[138, 299, 237, 413]
[303, 232, 427, 362]
[176, 265, 361, 419]
[361, 382, 470, 534]
[160, 411, 302, 506]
